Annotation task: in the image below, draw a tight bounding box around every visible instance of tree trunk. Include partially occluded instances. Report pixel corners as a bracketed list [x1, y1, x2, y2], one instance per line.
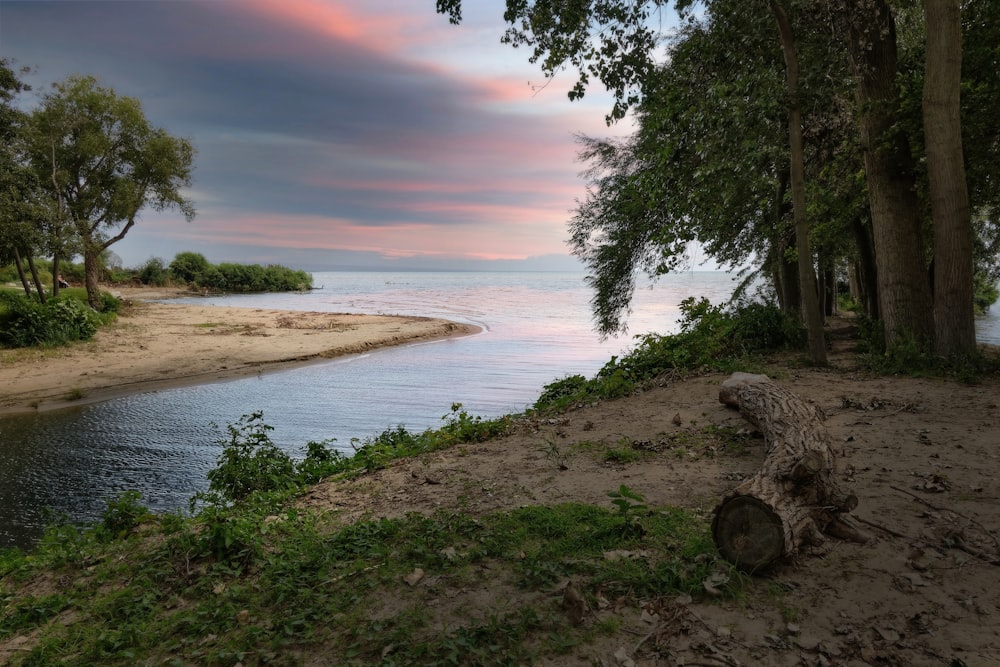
[841, 0, 934, 347]
[850, 216, 880, 321]
[83, 247, 102, 310]
[773, 171, 801, 315]
[12, 248, 33, 298]
[26, 255, 46, 304]
[713, 373, 864, 571]
[771, 0, 826, 365]
[924, 0, 975, 356]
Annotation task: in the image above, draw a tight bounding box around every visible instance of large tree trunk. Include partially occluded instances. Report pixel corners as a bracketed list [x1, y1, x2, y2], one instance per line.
[841, 0, 934, 347]
[771, 0, 826, 365]
[712, 373, 864, 571]
[773, 171, 801, 315]
[83, 247, 103, 310]
[924, 0, 975, 356]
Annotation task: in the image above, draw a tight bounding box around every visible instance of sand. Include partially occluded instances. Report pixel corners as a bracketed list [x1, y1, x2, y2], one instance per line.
[0, 287, 479, 415]
[298, 339, 1000, 665]
[2, 288, 999, 663]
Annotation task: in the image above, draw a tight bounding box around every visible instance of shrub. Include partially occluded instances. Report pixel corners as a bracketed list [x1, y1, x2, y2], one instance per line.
[137, 257, 169, 286]
[168, 251, 211, 284]
[0, 292, 101, 347]
[206, 412, 297, 503]
[532, 298, 805, 412]
[95, 491, 151, 543]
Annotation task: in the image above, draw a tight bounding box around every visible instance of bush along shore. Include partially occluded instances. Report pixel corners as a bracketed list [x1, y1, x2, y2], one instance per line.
[1, 254, 313, 350]
[1, 300, 999, 666]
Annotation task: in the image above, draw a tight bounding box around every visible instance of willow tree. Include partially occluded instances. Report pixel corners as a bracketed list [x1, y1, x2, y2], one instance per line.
[438, 0, 838, 363]
[569, 1, 795, 334]
[435, 0, 991, 357]
[28, 75, 195, 309]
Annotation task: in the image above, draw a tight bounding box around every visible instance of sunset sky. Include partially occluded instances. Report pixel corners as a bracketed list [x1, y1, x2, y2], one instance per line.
[0, 0, 659, 271]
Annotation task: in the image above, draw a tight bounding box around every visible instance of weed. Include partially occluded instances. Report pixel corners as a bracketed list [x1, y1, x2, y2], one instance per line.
[539, 436, 569, 470]
[96, 490, 151, 542]
[607, 485, 648, 518]
[64, 387, 86, 401]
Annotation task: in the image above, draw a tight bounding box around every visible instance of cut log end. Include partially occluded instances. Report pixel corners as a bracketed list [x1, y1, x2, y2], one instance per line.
[712, 495, 786, 571]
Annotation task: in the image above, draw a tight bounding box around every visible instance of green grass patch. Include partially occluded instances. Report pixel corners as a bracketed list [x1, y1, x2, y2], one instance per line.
[0, 490, 741, 666]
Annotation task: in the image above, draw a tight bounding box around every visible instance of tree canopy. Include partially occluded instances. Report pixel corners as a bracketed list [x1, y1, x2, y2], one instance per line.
[436, 0, 1000, 358]
[25, 75, 196, 308]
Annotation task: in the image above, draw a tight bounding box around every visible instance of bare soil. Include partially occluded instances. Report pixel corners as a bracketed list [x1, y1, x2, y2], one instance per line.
[300, 340, 1000, 666]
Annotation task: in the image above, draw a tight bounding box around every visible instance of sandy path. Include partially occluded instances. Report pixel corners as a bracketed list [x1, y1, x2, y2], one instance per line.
[0, 288, 479, 415]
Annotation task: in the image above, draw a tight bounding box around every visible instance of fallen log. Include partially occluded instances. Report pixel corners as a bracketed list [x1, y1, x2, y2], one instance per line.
[712, 373, 866, 571]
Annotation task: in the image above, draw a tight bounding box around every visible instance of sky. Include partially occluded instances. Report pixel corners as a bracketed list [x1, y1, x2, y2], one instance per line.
[0, 0, 652, 271]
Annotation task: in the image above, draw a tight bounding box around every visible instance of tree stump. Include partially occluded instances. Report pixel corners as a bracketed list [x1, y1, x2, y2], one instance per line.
[712, 373, 865, 571]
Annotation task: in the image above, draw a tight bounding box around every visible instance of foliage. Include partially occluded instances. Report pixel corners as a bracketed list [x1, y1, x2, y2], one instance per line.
[136, 257, 169, 286]
[533, 298, 805, 412]
[167, 251, 312, 292]
[168, 251, 210, 283]
[857, 315, 1000, 380]
[0, 491, 738, 665]
[27, 74, 196, 308]
[205, 412, 299, 503]
[95, 491, 151, 543]
[0, 290, 106, 347]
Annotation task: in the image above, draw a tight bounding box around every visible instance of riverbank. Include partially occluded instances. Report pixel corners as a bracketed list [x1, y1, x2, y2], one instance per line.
[2, 340, 999, 664]
[0, 286, 479, 415]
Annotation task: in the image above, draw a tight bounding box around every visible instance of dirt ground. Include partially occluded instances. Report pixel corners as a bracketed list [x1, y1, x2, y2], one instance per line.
[300, 338, 1000, 666]
[3, 290, 997, 665]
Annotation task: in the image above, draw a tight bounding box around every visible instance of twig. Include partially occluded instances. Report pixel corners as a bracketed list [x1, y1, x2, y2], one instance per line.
[890, 485, 1000, 550]
[853, 515, 910, 539]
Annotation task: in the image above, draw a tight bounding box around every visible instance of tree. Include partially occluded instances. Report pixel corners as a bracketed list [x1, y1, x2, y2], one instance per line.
[28, 75, 195, 309]
[923, 0, 974, 356]
[437, 1, 840, 360]
[568, 1, 800, 334]
[437, 1, 996, 356]
[0, 60, 48, 302]
[770, 0, 826, 364]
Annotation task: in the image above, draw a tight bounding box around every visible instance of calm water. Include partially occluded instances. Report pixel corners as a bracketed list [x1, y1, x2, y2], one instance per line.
[0, 271, 735, 549]
[2, 271, 998, 550]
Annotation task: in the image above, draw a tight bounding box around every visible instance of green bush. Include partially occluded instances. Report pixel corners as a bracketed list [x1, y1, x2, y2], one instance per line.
[532, 298, 806, 412]
[206, 412, 298, 503]
[0, 292, 101, 347]
[137, 257, 170, 286]
[168, 251, 211, 283]
[164, 252, 312, 292]
[95, 491, 151, 543]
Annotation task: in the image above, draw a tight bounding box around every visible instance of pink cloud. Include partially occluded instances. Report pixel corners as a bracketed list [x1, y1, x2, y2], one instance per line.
[166, 210, 570, 262]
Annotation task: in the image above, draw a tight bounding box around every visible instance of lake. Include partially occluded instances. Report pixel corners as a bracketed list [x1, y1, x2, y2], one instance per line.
[1, 270, 998, 549]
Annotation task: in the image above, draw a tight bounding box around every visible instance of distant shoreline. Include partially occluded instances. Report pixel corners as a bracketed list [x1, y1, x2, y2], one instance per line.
[0, 286, 480, 416]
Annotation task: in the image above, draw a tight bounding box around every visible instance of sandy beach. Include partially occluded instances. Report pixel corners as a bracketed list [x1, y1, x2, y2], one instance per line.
[0, 287, 479, 415]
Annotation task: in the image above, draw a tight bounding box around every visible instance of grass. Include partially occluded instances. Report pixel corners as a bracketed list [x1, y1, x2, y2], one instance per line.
[9, 299, 994, 663]
[63, 387, 86, 401]
[0, 493, 742, 665]
[0, 394, 756, 665]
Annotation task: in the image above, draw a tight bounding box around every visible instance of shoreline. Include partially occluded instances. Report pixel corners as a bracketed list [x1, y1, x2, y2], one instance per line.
[0, 287, 481, 416]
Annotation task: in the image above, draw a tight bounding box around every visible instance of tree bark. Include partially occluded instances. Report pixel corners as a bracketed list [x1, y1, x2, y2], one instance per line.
[840, 0, 934, 347]
[12, 248, 33, 298]
[771, 0, 826, 365]
[850, 216, 879, 321]
[26, 254, 46, 304]
[713, 373, 864, 570]
[923, 0, 975, 356]
[83, 247, 102, 310]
